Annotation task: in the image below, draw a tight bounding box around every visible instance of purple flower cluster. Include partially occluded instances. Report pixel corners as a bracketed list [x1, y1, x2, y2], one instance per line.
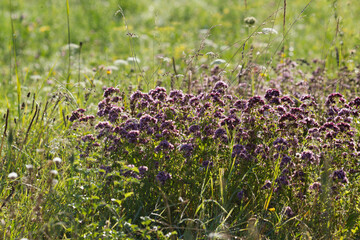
[232, 144, 251, 162]
[301, 150, 319, 165]
[103, 87, 120, 98]
[156, 171, 172, 185]
[332, 169, 348, 184]
[71, 73, 360, 224]
[309, 181, 322, 192]
[69, 108, 95, 123]
[180, 143, 194, 158]
[155, 140, 174, 152]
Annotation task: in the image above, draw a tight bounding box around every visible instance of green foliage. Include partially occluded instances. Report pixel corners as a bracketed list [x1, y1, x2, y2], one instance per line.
[1, 0, 360, 239]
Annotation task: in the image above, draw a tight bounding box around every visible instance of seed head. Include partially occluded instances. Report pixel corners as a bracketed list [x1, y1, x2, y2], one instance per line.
[244, 17, 257, 26]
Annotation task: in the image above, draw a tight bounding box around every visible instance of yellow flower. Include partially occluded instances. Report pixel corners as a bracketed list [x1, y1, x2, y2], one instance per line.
[174, 44, 186, 59]
[39, 25, 50, 32]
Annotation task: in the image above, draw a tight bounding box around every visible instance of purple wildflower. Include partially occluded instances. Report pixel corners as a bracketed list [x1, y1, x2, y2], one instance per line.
[234, 99, 247, 110]
[237, 190, 244, 201]
[202, 160, 214, 168]
[246, 96, 265, 111]
[214, 128, 227, 139]
[214, 81, 228, 90]
[261, 180, 272, 190]
[284, 206, 295, 218]
[99, 165, 112, 175]
[309, 182, 322, 192]
[127, 130, 140, 143]
[139, 166, 148, 175]
[180, 144, 194, 158]
[265, 89, 280, 99]
[103, 87, 120, 98]
[280, 155, 291, 168]
[189, 125, 201, 133]
[155, 140, 174, 152]
[130, 90, 144, 103]
[156, 171, 172, 185]
[332, 169, 348, 184]
[325, 93, 344, 106]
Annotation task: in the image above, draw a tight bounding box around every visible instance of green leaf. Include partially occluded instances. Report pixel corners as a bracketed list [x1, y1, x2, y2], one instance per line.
[346, 212, 360, 229]
[111, 198, 122, 205]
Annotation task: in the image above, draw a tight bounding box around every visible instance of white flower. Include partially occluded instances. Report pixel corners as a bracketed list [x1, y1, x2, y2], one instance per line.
[127, 57, 140, 64]
[53, 157, 62, 164]
[30, 75, 41, 80]
[8, 172, 18, 180]
[211, 59, 226, 65]
[261, 28, 278, 35]
[61, 43, 79, 51]
[50, 170, 58, 176]
[25, 164, 34, 170]
[51, 179, 58, 186]
[114, 59, 128, 65]
[107, 65, 119, 71]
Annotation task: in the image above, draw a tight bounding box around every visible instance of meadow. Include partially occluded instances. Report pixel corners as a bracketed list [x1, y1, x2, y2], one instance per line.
[1, 0, 360, 239]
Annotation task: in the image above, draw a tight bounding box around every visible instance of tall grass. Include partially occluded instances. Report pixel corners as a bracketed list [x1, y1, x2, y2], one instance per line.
[1, 0, 360, 239]
[66, 0, 71, 90]
[9, 0, 21, 125]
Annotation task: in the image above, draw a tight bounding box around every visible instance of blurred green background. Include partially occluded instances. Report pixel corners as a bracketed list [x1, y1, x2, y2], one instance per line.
[0, 0, 359, 109]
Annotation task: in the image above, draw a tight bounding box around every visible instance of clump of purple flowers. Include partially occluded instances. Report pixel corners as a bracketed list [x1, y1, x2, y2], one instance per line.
[156, 171, 172, 185]
[332, 169, 348, 184]
[69, 71, 360, 237]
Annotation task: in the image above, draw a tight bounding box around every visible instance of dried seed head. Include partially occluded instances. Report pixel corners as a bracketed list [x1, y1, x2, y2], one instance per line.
[244, 16, 257, 26]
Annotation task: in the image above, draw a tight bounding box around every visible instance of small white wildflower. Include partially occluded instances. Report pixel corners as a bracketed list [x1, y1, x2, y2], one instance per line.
[61, 43, 79, 51]
[127, 57, 140, 64]
[30, 75, 42, 80]
[52, 179, 58, 186]
[107, 65, 119, 71]
[206, 52, 217, 56]
[8, 172, 18, 180]
[199, 28, 209, 34]
[211, 59, 226, 65]
[50, 170, 58, 176]
[261, 28, 278, 35]
[208, 232, 228, 239]
[25, 164, 34, 170]
[158, 56, 171, 63]
[53, 157, 62, 164]
[113, 59, 129, 65]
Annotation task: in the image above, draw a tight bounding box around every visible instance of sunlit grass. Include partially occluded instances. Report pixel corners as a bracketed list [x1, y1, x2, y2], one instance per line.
[1, 0, 360, 239]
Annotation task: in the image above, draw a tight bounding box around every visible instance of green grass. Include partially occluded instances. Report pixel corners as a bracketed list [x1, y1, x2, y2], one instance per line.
[0, 0, 359, 103]
[1, 0, 360, 239]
